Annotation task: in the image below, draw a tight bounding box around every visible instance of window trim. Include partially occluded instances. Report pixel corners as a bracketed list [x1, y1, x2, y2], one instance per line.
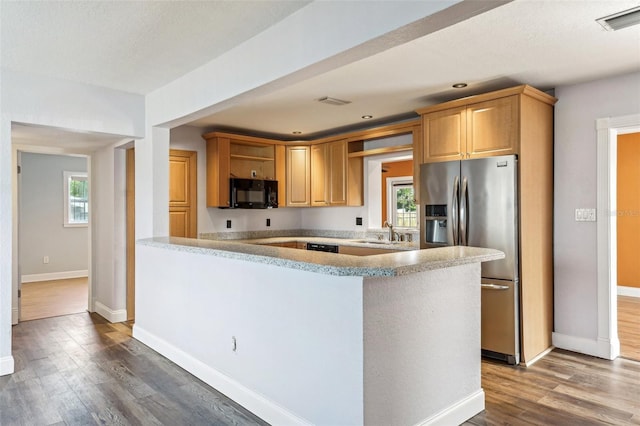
[385, 175, 417, 229]
[63, 171, 89, 228]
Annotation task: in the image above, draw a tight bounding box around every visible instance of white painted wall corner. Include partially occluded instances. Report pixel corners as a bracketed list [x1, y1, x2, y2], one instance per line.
[94, 301, 127, 323]
[0, 356, 15, 376]
[552, 332, 619, 361]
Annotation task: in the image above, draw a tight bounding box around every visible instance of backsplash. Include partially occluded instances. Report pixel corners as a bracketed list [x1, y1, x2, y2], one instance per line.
[200, 228, 419, 242]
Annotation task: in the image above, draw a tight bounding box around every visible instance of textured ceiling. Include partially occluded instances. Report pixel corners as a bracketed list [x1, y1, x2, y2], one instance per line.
[189, 0, 640, 138]
[11, 123, 129, 152]
[3, 0, 640, 143]
[1, 1, 310, 94]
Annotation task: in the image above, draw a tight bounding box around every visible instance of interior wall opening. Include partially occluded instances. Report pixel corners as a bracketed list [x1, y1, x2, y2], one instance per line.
[616, 131, 640, 362]
[17, 150, 90, 322]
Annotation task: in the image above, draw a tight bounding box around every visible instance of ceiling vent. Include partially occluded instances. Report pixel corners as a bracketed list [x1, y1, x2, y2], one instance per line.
[316, 96, 351, 106]
[597, 6, 640, 31]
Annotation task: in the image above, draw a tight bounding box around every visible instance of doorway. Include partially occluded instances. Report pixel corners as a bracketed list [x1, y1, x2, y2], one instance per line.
[596, 113, 640, 361]
[616, 131, 640, 361]
[18, 151, 90, 321]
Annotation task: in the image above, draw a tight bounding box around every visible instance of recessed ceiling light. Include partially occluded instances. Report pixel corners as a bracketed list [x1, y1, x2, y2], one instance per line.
[292, 131, 302, 135]
[452, 83, 468, 89]
[597, 6, 640, 31]
[362, 115, 373, 120]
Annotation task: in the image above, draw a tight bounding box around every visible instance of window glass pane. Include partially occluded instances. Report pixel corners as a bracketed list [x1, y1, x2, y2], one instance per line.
[66, 174, 88, 225]
[393, 185, 417, 228]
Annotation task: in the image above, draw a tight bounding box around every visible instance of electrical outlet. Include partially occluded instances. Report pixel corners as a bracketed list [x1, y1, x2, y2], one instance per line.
[226, 220, 232, 229]
[43, 256, 49, 264]
[266, 218, 271, 227]
[251, 170, 257, 178]
[356, 217, 363, 226]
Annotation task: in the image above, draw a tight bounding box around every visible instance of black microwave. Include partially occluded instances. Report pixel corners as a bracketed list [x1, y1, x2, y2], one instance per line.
[230, 178, 278, 209]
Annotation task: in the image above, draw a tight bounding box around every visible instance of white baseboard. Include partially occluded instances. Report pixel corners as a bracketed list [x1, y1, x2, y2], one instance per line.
[0, 356, 15, 376]
[21, 269, 88, 283]
[617, 286, 640, 298]
[12, 307, 18, 325]
[416, 389, 485, 426]
[552, 332, 619, 360]
[94, 301, 127, 323]
[133, 325, 312, 426]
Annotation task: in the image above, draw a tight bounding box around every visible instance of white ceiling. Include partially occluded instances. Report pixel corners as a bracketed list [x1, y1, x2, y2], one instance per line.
[3, 0, 640, 144]
[11, 123, 130, 153]
[1, 1, 310, 94]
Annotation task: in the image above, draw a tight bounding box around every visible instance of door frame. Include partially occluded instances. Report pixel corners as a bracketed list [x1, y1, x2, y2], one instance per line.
[596, 113, 640, 360]
[12, 144, 92, 323]
[126, 147, 135, 321]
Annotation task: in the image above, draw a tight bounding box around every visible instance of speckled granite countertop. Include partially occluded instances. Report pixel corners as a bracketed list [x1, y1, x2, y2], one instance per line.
[138, 236, 504, 277]
[237, 235, 419, 250]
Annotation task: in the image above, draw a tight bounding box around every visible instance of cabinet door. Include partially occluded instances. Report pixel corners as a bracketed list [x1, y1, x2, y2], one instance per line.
[286, 146, 311, 207]
[328, 140, 347, 205]
[422, 106, 466, 163]
[206, 137, 231, 207]
[170, 149, 197, 238]
[466, 95, 519, 158]
[311, 144, 330, 206]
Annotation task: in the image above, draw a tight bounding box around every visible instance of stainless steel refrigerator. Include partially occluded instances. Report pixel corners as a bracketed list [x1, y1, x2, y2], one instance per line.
[420, 155, 520, 365]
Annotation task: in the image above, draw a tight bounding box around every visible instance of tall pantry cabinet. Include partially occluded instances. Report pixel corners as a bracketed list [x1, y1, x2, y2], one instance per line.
[417, 85, 557, 365]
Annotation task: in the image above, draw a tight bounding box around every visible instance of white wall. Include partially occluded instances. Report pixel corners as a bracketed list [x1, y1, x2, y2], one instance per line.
[3, 70, 144, 137]
[19, 153, 88, 276]
[554, 71, 640, 343]
[91, 144, 129, 320]
[135, 244, 364, 425]
[146, 1, 463, 128]
[0, 71, 144, 375]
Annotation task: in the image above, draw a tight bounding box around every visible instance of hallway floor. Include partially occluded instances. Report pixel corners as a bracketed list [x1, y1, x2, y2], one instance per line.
[619, 295, 640, 362]
[20, 277, 88, 321]
[1, 313, 267, 425]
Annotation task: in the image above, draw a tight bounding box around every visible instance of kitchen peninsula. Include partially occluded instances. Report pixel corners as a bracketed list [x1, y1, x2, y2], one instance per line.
[134, 237, 503, 426]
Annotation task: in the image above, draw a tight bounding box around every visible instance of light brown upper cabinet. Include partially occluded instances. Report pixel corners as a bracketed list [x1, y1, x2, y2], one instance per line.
[420, 95, 519, 163]
[310, 140, 348, 206]
[328, 140, 348, 206]
[203, 132, 285, 207]
[311, 143, 329, 206]
[205, 121, 419, 209]
[421, 106, 466, 163]
[286, 146, 311, 207]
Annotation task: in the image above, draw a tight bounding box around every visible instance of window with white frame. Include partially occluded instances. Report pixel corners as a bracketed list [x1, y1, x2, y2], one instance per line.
[386, 176, 417, 228]
[64, 171, 88, 227]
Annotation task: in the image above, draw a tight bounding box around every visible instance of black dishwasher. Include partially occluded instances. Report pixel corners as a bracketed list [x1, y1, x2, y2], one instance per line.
[306, 243, 339, 253]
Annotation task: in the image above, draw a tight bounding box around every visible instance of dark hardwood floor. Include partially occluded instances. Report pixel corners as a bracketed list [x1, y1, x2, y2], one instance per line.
[2, 312, 639, 425]
[0, 313, 268, 426]
[466, 350, 640, 425]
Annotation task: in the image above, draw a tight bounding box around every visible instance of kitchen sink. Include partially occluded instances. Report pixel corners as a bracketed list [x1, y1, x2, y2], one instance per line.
[352, 239, 401, 245]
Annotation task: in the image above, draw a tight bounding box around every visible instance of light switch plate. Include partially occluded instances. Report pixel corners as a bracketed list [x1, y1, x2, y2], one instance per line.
[575, 208, 596, 222]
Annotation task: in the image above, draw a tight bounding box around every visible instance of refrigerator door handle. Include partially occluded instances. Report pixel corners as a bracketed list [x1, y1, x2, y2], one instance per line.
[481, 283, 510, 290]
[460, 176, 469, 246]
[451, 176, 459, 244]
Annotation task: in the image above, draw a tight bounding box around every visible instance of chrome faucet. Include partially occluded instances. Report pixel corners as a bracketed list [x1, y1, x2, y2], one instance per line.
[383, 221, 396, 242]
